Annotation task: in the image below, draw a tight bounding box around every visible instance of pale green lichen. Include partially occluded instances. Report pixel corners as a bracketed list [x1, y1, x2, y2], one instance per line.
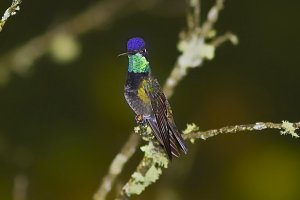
[177, 36, 215, 68]
[145, 165, 162, 182]
[131, 172, 144, 182]
[281, 120, 299, 138]
[141, 142, 169, 168]
[124, 176, 145, 195]
[133, 126, 140, 134]
[134, 124, 154, 141]
[146, 126, 152, 135]
[0, 0, 22, 32]
[123, 142, 168, 196]
[183, 123, 199, 143]
[207, 29, 217, 38]
[141, 126, 154, 141]
[253, 122, 267, 130]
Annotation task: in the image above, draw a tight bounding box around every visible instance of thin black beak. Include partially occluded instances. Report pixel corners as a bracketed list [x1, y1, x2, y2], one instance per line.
[117, 49, 145, 57]
[117, 52, 129, 57]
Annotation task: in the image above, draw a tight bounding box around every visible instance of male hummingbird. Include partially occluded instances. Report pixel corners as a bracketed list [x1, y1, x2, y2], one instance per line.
[122, 37, 188, 160]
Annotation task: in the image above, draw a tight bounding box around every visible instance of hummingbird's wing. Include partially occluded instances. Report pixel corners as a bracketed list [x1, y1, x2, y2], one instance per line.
[165, 100, 188, 154]
[144, 78, 187, 160]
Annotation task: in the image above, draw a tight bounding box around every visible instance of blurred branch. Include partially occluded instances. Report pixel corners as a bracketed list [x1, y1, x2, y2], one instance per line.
[13, 174, 28, 200]
[163, 0, 238, 97]
[186, 0, 200, 33]
[0, 0, 21, 32]
[0, 0, 158, 85]
[200, 0, 224, 36]
[211, 31, 238, 47]
[93, 133, 140, 200]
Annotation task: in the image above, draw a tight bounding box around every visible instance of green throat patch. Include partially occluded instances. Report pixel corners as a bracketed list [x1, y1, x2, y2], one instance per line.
[128, 53, 150, 73]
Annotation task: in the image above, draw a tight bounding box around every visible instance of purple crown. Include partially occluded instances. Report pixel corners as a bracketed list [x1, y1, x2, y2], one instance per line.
[127, 37, 146, 51]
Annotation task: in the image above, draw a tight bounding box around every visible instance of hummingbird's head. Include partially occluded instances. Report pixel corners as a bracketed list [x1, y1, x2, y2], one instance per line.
[122, 37, 150, 73]
[127, 37, 146, 55]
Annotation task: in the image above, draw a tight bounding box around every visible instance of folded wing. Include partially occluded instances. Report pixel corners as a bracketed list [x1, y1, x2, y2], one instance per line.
[143, 78, 188, 160]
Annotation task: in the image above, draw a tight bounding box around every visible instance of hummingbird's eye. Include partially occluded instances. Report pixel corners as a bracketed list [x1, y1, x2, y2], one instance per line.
[139, 49, 147, 54]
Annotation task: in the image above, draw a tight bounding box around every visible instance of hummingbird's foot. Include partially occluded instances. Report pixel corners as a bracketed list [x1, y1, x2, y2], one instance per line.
[135, 115, 145, 124]
[135, 115, 152, 138]
[135, 114, 151, 125]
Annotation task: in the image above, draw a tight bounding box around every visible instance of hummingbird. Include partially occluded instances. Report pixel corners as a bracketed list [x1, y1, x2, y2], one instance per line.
[121, 37, 188, 160]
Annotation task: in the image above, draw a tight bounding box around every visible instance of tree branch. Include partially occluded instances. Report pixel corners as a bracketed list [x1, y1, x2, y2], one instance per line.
[0, 0, 21, 32]
[163, 0, 237, 98]
[183, 121, 300, 142]
[200, 0, 224, 36]
[115, 121, 299, 200]
[93, 133, 140, 200]
[116, 140, 168, 200]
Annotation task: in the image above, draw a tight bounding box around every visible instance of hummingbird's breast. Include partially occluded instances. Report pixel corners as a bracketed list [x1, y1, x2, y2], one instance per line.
[124, 72, 152, 116]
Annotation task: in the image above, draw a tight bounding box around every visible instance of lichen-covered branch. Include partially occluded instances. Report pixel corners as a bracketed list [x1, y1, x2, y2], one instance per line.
[116, 121, 299, 200]
[116, 141, 169, 200]
[183, 121, 300, 142]
[163, 0, 237, 97]
[0, 0, 21, 32]
[113, 126, 168, 199]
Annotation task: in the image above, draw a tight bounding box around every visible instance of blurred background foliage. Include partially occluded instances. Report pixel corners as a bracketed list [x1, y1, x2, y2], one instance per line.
[0, 0, 299, 200]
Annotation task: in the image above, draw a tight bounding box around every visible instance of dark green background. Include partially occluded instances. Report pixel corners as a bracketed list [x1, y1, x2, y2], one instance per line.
[0, 0, 299, 199]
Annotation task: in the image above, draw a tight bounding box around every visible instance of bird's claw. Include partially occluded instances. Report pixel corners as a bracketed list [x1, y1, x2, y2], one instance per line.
[135, 115, 145, 124]
[135, 114, 151, 125]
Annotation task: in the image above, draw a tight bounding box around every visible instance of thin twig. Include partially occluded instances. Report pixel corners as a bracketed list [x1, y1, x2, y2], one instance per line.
[193, 0, 201, 30]
[183, 121, 300, 141]
[211, 32, 239, 47]
[200, 0, 224, 36]
[0, 0, 21, 32]
[186, 0, 195, 34]
[164, 0, 228, 98]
